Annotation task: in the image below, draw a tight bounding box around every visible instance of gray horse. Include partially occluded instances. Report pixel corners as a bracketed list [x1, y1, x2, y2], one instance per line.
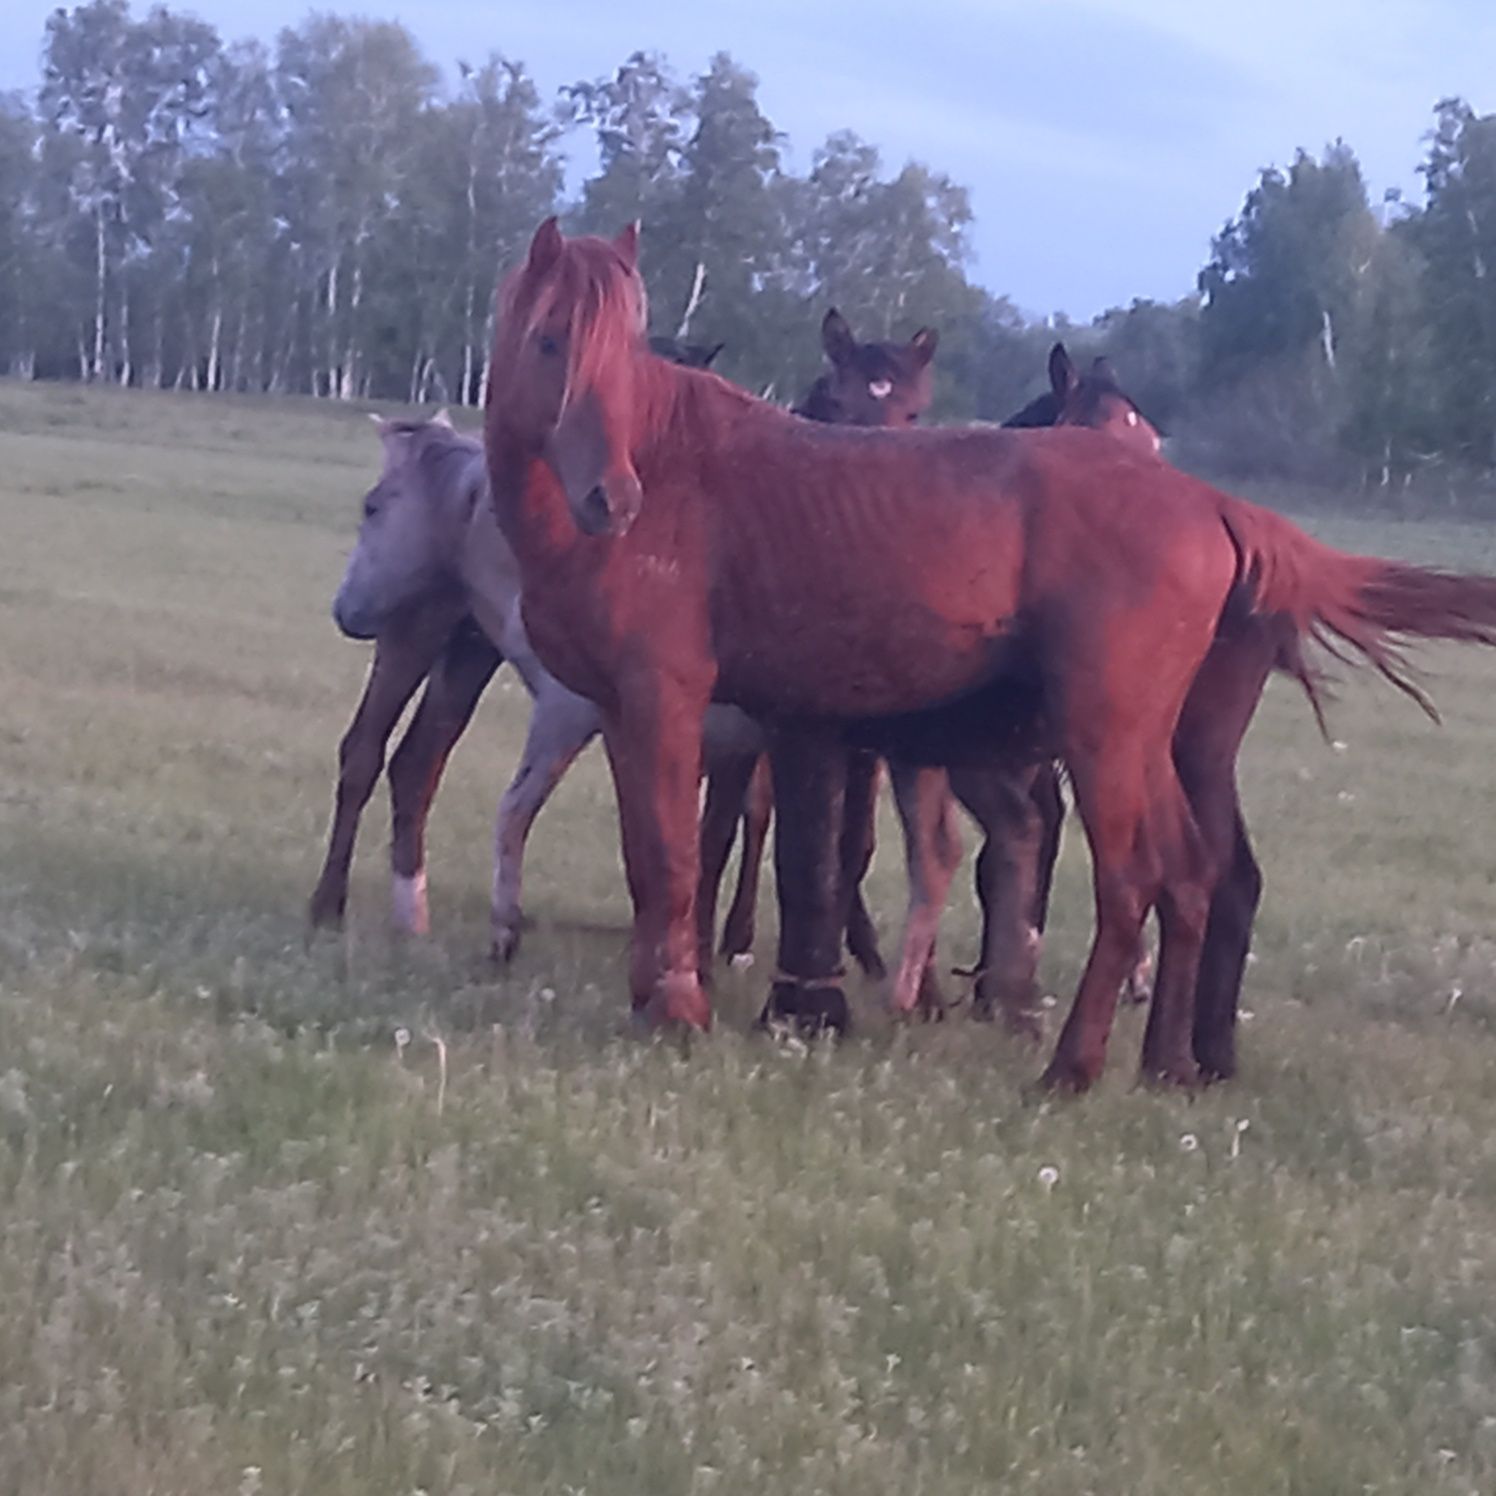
[311, 412, 765, 962]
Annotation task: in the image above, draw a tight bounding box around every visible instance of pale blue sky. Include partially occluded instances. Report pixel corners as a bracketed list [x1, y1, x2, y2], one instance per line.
[5, 0, 1493, 318]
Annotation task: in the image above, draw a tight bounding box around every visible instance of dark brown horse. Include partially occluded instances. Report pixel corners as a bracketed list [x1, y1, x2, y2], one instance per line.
[702, 307, 940, 980]
[484, 219, 1496, 1089]
[879, 343, 1163, 1023]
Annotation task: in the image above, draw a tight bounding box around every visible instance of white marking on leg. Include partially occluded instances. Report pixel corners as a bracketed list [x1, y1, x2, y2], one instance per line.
[391, 869, 429, 935]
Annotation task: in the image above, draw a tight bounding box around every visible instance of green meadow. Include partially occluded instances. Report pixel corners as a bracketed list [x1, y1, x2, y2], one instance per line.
[2, 379, 1495, 1494]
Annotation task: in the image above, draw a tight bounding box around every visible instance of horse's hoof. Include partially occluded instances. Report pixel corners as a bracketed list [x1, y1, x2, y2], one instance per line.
[649, 973, 713, 1031]
[758, 981, 850, 1038]
[490, 924, 521, 964]
[1038, 1051, 1100, 1094]
[1194, 1049, 1237, 1085]
[1140, 1060, 1203, 1091]
[306, 890, 345, 930]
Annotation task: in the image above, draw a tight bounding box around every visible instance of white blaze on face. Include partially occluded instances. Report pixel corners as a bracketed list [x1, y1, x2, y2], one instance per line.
[868, 378, 893, 400]
[391, 869, 430, 935]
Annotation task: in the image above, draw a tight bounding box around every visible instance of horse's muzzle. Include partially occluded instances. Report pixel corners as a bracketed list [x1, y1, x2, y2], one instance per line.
[575, 473, 643, 538]
[331, 594, 378, 640]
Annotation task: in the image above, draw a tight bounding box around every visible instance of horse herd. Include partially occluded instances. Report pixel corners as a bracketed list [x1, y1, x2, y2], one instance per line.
[312, 218, 1496, 1092]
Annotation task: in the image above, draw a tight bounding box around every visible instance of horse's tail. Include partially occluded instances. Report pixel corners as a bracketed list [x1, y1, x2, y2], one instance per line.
[1219, 495, 1496, 723]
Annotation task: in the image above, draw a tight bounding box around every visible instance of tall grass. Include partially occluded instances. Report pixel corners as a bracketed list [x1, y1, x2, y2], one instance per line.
[1, 379, 1494, 1493]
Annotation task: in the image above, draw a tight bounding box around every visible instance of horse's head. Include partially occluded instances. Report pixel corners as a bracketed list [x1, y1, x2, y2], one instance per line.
[1006, 343, 1161, 455]
[332, 412, 485, 639]
[489, 217, 649, 539]
[800, 308, 938, 427]
[648, 334, 725, 370]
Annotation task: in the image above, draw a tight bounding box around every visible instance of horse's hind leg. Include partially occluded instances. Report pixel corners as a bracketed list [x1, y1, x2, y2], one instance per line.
[386, 620, 501, 935]
[309, 605, 456, 930]
[1137, 772, 1216, 1086]
[490, 683, 601, 962]
[1028, 762, 1066, 937]
[887, 762, 962, 1017]
[1191, 812, 1261, 1080]
[1173, 623, 1275, 1078]
[950, 762, 1045, 1039]
[720, 756, 772, 960]
[1027, 761, 1153, 1004]
[1042, 740, 1165, 1091]
[697, 750, 759, 978]
[841, 749, 887, 978]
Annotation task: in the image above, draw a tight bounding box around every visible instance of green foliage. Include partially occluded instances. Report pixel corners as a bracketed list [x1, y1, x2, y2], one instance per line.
[5, 382, 1496, 1492]
[7, 7, 1496, 479]
[1406, 99, 1496, 466]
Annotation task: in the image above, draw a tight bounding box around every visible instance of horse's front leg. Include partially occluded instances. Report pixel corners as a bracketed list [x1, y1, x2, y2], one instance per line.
[888, 762, 962, 1018]
[491, 682, 602, 962]
[840, 749, 887, 979]
[602, 672, 714, 1030]
[761, 721, 853, 1035]
[720, 756, 772, 959]
[386, 621, 502, 934]
[696, 750, 759, 980]
[308, 604, 458, 930]
[950, 761, 1045, 1039]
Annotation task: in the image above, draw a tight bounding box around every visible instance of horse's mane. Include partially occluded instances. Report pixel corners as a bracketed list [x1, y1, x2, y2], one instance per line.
[500, 236, 649, 408]
[382, 418, 485, 501]
[792, 375, 840, 423]
[1002, 392, 1062, 429]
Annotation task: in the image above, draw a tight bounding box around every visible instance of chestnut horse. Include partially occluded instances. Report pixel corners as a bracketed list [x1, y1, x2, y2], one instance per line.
[310, 320, 933, 966]
[309, 337, 725, 948]
[880, 344, 1162, 1023]
[484, 219, 1496, 1090]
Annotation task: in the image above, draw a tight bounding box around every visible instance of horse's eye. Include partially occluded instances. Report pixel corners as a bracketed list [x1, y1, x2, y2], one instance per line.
[537, 334, 560, 357]
[869, 379, 893, 399]
[363, 499, 379, 520]
[905, 411, 919, 424]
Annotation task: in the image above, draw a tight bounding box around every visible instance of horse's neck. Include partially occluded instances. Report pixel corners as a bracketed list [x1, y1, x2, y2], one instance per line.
[456, 482, 524, 651]
[790, 376, 836, 423]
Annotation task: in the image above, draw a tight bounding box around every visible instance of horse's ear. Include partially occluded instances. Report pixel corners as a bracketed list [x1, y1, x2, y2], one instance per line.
[822, 307, 857, 366]
[430, 408, 453, 429]
[527, 217, 564, 276]
[703, 342, 726, 368]
[909, 327, 939, 367]
[1090, 355, 1119, 389]
[614, 221, 640, 268]
[1048, 342, 1078, 398]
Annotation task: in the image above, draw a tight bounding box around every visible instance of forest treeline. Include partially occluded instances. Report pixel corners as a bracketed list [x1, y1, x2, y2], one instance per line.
[3, 1, 1495, 487]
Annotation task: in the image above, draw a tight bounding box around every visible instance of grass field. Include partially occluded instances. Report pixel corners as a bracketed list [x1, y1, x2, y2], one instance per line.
[3, 378, 1496, 1494]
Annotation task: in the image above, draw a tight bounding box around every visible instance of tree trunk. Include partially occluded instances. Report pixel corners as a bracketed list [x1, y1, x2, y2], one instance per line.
[206, 302, 222, 393]
[92, 204, 107, 382]
[117, 284, 132, 386]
